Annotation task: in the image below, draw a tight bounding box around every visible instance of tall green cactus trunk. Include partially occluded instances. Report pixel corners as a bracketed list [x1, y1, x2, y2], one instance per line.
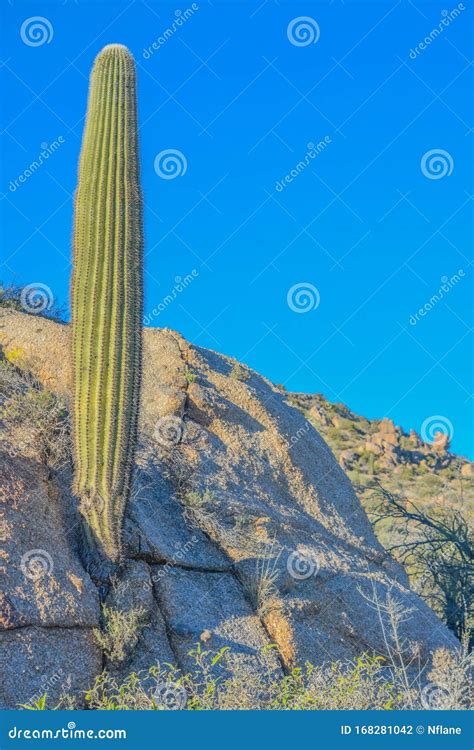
[71, 44, 143, 565]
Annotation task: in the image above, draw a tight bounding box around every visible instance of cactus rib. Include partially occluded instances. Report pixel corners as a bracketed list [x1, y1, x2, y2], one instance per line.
[71, 44, 143, 563]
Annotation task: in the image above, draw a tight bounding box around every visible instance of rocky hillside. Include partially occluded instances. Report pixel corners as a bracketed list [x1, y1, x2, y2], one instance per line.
[288, 393, 473, 526]
[0, 310, 459, 709]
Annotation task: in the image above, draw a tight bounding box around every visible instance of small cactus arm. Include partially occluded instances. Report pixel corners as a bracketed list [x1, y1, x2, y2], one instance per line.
[71, 44, 143, 564]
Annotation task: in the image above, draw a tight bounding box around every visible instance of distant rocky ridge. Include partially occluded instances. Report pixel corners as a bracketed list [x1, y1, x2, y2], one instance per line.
[288, 392, 473, 526]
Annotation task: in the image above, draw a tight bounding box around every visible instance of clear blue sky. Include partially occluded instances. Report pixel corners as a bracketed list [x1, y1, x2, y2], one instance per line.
[1, 0, 472, 458]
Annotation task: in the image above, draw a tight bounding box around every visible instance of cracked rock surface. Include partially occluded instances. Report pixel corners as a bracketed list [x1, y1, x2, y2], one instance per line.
[0, 311, 458, 708]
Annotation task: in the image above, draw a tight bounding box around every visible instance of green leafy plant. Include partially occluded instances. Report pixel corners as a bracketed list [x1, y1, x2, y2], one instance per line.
[19, 694, 49, 710]
[78, 641, 472, 711]
[93, 605, 148, 664]
[229, 361, 249, 382]
[184, 366, 196, 384]
[181, 489, 216, 531]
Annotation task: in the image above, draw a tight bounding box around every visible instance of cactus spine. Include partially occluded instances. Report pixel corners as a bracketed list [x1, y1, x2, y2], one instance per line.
[71, 44, 143, 564]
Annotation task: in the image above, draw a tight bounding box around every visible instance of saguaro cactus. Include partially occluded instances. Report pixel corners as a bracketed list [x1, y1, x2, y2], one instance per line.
[71, 44, 143, 564]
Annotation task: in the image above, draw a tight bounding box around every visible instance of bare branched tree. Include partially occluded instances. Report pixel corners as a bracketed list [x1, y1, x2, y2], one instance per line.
[370, 483, 473, 648]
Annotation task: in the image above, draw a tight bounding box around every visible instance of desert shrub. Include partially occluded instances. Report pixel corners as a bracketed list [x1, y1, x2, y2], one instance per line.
[93, 605, 148, 664]
[22, 587, 473, 711]
[0, 285, 29, 313]
[184, 366, 196, 384]
[229, 361, 249, 382]
[181, 489, 216, 530]
[0, 359, 70, 468]
[336, 417, 357, 431]
[416, 474, 444, 497]
[396, 465, 415, 480]
[182, 489, 209, 513]
[61, 642, 472, 711]
[325, 427, 351, 448]
[269, 655, 398, 710]
[211, 514, 273, 557]
[425, 647, 473, 709]
[240, 556, 279, 618]
[370, 485, 473, 648]
[0, 283, 65, 322]
[80, 648, 398, 711]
